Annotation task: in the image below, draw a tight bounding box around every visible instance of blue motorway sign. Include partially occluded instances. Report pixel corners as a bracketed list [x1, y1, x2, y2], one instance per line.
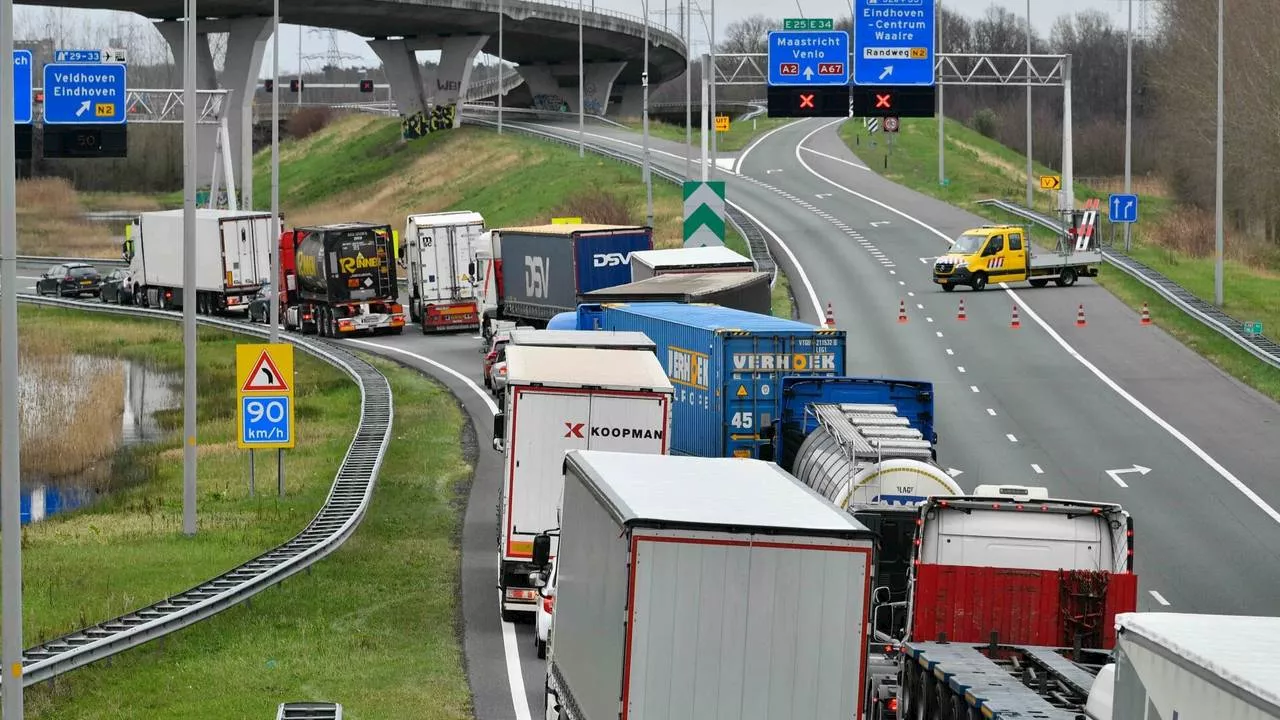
[240, 395, 293, 446]
[54, 49, 103, 63]
[43, 62, 126, 125]
[1109, 193, 1139, 223]
[767, 30, 850, 86]
[853, 0, 936, 86]
[12, 50, 32, 124]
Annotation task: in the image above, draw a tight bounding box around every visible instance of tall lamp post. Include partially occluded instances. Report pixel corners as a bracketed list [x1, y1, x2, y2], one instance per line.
[1025, 0, 1033, 208]
[1123, 0, 1133, 251]
[182, 0, 198, 538]
[1213, 0, 1224, 306]
[1, 0, 25, 710]
[641, 0, 654, 226]
[578, 0, 584, 157]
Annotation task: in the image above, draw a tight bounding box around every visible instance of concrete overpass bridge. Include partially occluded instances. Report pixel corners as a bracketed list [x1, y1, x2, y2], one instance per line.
[20, 0, 685, 205]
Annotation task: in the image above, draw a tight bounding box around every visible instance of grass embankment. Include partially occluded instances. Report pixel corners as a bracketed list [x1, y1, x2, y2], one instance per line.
[623, 116, 794, 152]
[15, 178, 119, 258]
[27, 346, 472, 718]
[245, 113, 795, 317]
[840, 118, 1280, 403]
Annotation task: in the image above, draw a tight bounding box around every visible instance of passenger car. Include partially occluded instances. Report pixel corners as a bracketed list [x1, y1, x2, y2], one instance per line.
[98, 268, 134, 304]
[37, 262, 102, 298]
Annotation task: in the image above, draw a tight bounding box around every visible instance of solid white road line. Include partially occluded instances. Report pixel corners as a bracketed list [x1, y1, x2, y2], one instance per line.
[800, 144, 870, 170]
[1149, 590, 1171, 606]
[792, 119, 1280, 526]
[349, 340, 531, 720]
[726, 201, 824, 319]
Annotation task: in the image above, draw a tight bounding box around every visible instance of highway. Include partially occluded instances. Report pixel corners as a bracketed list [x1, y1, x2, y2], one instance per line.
[16, 114, 1280, 720]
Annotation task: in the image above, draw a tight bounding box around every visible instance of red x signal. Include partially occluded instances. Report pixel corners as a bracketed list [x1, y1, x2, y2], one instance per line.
[875, 93, 892, 109]
[799, 93, 815, 109]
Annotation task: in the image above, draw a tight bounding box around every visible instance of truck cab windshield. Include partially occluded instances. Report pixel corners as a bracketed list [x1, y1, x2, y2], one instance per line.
[952, 234, 985, 255]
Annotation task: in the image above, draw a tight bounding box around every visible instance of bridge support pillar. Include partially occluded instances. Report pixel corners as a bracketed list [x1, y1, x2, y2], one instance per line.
[154, 21, 219, 196]
[425, 35, 489, 126]
[220, 17, 272, 210]
[519, 62, 625, 115]
[616, 84, 642, 119]
[368, 39, 430, 120]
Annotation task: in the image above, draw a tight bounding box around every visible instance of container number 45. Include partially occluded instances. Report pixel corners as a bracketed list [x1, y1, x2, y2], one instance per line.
[731, 412, 754, 429]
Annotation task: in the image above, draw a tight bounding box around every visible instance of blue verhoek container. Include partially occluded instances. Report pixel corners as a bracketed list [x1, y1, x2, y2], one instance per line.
[591, 302, 847, 459]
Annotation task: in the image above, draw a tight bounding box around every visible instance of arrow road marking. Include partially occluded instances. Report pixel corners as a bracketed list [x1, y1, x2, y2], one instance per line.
[871, 221, 891, 227]
[946, 468, 962, 477]
[1105, 464, 1152, 488]
[815, 193, 832, 199]
[765, 168, 783, 174]
[75, 100, 90, 117]
[879, 65, 894, 81]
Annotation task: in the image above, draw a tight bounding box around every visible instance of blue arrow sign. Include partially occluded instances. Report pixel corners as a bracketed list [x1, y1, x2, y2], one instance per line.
[853, 0, 937, 86]
[1109, 193, 1138, 223]
[43, 62, 126, 125]
[767, 30, 850, 86]
[12, 51, 32, 124]
[240, 395, 293, 446]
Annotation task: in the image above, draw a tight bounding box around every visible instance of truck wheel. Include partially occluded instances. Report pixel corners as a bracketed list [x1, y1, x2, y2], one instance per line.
[940, 283, 955, 292]
[971, 273, 987, 291]
[536, 637, 546, 659]
[1029, 278, 1049, 288]
[1055, 267, 1078, 286]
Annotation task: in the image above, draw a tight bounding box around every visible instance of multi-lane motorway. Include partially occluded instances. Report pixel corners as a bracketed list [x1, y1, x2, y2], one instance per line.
[18, 114, 1280, 720]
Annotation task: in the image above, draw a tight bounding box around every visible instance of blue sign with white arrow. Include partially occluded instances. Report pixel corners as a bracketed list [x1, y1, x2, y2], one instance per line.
[1109, 193, 1139, 223]
[43, 62, 127, 125]
[853, 0, 937, 86]
[767, 30, 850, 86]
[12, 50, 32, 124]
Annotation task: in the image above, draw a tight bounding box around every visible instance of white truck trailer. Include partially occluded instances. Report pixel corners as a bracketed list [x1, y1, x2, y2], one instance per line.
[535, 449, 877, 720]
[1090, 612, 1280, 720]
[127, 208, 275, 313]
[404, 210, 486, 333]
[491, 345, 673, 621]
[627, 245, 755, 281]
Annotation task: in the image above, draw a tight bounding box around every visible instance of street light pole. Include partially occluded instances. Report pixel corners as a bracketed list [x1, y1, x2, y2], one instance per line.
[708, 0, 716, 177]
[1213, 0, 1224, 306]
[937, 0, 945, 185]
[642, 0, 654, 226]
[270, 0, 280, 343]
[683, 0, 691, 180]
[1, 0, 26, 709]
[578, 0, 584, 158]
[1025, 0, 1033, 208]
[182, 0, 199, 537]
[1123, 0, 1133, 251]
[498, 0, 503, 134]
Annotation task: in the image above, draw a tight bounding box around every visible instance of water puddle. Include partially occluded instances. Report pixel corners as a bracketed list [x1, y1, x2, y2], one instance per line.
[19, 355, 180, 525]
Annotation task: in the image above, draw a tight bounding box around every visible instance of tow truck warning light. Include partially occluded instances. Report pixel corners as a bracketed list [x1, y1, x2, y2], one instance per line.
[780, 63, 800, 76]
[818, 63, 844, 75]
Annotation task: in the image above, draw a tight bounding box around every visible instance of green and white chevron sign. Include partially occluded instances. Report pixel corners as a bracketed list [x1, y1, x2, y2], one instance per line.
[683, 181, 726, 247]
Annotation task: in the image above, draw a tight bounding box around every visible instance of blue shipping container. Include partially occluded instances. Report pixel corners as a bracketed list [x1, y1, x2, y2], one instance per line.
[594, 302, 847, 459]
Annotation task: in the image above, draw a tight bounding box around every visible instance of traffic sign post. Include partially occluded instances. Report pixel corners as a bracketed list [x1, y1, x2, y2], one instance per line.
[236, 344, 295, 497]
[43, 62, 127, 124]
[767, 30, 849, 86]
[853, 0, 936, 87]
[1109, 193, 1139, 223]
[714, 114, 729, 132]
[1243, 321, 1263, 336]
[683, 180, 726, 247]
[1040, 175, 1062, 191]
[12, 51, 31, 124]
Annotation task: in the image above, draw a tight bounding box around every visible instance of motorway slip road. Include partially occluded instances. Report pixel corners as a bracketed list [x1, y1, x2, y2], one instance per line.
[505, 117, 1280, 616]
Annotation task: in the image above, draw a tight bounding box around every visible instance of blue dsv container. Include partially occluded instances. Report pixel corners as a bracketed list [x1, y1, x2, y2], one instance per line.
[594, 302, 847, 458]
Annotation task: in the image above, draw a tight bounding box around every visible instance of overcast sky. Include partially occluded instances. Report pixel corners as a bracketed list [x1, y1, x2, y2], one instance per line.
[16, 0, 1154, 75]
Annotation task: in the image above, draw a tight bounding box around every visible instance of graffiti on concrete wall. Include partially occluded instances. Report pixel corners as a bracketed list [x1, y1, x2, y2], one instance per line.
[582, 97, 604, 116]
[532, 94, 570, 112]
[402, 103, 458, 140]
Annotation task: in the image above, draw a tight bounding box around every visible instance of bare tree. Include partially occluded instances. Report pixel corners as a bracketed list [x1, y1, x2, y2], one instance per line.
[717, 14, 774, 55]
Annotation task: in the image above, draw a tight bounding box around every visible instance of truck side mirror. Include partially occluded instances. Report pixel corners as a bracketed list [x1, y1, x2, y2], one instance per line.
[492, 412, 505, 452]
[532, 533, 552, 568]
[468, 261, 476, 277]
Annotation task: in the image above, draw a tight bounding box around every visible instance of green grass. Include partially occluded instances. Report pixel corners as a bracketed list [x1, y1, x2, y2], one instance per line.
[623, 116, 796, 153]
[16, 306, 360, 649]
[840, 117, 1280, 403]
[26, 353, 472, 719]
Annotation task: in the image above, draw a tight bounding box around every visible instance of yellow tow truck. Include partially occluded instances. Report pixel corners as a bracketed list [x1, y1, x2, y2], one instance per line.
[932, 201, 1103, 292]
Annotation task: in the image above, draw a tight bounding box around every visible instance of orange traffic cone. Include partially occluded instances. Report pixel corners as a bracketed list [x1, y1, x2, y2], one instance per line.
[1076, 304, 1087, 327]
[897, 299, 908, 324]
[825, 302, 836, 328]
[1010, 304, 1021, 329]
[1140, 302, 1151, 326]
[957, 298, 967, 321]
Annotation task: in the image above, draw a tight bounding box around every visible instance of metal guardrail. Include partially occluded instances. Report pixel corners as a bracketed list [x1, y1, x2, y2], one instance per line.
[277, 702, 343, 719]
[461, 103, 628, 129]
[461, 115, 777, 281]
[4, 293, 394, 691]
[17, 254, 127, 267]
[979, 198, 1280, 370]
